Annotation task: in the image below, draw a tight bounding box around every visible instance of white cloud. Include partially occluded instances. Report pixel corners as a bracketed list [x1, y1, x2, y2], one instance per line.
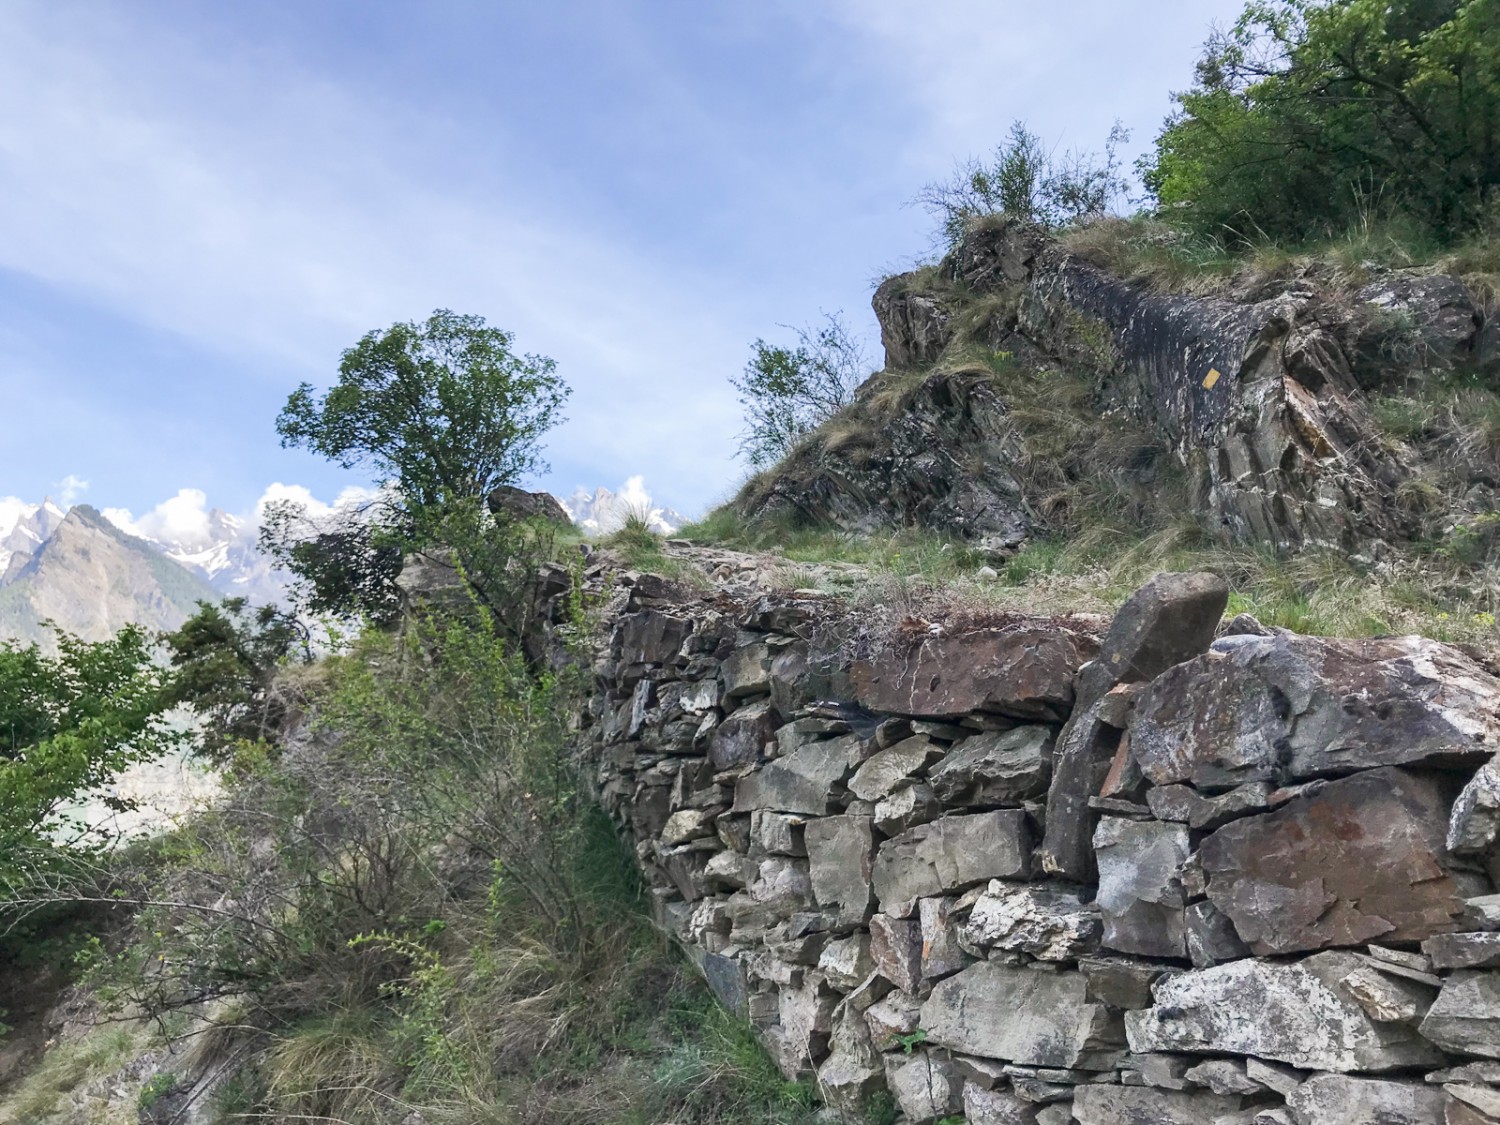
[104, 483, 382, 552]
[54, 474, 89, 505]
[0, 496, 32, 539]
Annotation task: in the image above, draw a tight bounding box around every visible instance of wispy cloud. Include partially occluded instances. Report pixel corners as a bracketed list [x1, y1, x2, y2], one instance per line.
[54, 474, 89, 505]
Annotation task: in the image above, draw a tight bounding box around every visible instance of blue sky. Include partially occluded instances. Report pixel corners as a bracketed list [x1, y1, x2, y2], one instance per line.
[0, 0, 1243, 524]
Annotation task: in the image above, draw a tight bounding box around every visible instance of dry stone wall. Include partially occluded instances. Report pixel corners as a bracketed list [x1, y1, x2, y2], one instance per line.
[580, 566, 1500, 1124]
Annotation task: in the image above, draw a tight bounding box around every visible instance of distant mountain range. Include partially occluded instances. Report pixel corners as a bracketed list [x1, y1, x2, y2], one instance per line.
[0, 483, 686, 647]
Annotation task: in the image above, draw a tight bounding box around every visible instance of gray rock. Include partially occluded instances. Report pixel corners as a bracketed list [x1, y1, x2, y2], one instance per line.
[1426, 933, 1500, 970]
[1080, 958, 1171, 1011]
[1146, 783, 1272, 830]
[1038, 699, 1118, 882]
[963, 881, 1102, 961]
[928, 726, 1055, 805]
[921, 962, 1123, 1070]
[1340, 959, 1437, 1023]
[1199, 768, 1466, 955]
[848, 736, 942, 802]
[918, 896, 973, 981]
[873, 782, 941, 836]
[1094, 816, 1190, 959]
[660, 807, 717, 845]
[721, 641, 772, 699]
[804, 815, 876, 929]
[709, 698, 779, 769]
[1072, 1085, 1244, 1124]
[1131, 634, 1500, 788]
[1125, 953, 1443, 1071]
[1093, 571, 1231, 688]
[864, 990, 922, 1051]
[963, 1084, 1041, 1124]
[884, 1053, 962, 1122]
[750, 809, 806, 856]
[617, 609, 692, 665]
[1445, 1084, 1500, 1119]
[1421, 971, 1500, 1057]
[1183, 1059, 1263, 1096]
[1451, 757, 1500, 855]
[1185, 900, 1251, 968]
[700, 952, 750, 1018]
[815, 1003, 884, 1113]
[817, 934, 873, 992]
[869, 913, 922, 993]
[872, 812, 1031, 916]
[1286, 1074, 1446, 1125]
[732, 733, 871, 815]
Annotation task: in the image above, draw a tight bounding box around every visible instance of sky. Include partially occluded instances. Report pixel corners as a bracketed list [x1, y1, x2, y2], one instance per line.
[0, 0, 1244, 526]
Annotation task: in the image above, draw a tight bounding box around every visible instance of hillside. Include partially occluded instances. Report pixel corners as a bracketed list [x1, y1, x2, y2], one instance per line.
[0, 505, 220, 648]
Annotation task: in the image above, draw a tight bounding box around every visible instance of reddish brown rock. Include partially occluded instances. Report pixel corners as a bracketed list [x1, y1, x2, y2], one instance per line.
[851, 624, 1097, 721]
[1199, 768, 1466, 955]
[1131, 634, 1500, 788]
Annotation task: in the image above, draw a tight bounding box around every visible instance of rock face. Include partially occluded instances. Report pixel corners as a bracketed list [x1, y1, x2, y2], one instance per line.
[580, 566, 1500, 1120]
[737, 218, 1496, 560]
[1131, 633, 1500, 787]
[1198, 768, 1467, 954]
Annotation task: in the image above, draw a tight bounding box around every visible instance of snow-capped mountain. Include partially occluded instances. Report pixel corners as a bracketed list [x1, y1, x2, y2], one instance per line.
[0, 497, 67, 580]
[561, 478, 686, 536]
[105, 502, 287, 606]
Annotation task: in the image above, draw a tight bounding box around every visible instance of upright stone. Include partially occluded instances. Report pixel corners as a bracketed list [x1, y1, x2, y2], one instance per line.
[1040, 572, 1227, 880]
[1420, 971, 1500, 1057]
[804, 815, 876, 929]
[1093, 816, 1190, 959]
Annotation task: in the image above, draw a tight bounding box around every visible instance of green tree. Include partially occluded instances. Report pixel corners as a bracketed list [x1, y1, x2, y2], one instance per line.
[276, 309, 570, 520]
[1142, 0, 1500, 243]
[0, 626, 181, 866]
[162, 598, 311, 763]
[732, 312, 869, 467]
[270, 310, 571, 619]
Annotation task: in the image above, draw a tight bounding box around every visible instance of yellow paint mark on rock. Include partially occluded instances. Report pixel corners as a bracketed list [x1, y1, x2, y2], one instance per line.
[1202, 368, 1222, 389]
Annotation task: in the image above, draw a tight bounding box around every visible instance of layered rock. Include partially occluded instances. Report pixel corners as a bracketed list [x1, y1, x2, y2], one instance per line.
[578, 562, 1500, 1122]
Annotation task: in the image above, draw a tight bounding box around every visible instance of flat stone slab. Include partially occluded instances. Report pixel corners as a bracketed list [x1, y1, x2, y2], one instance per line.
[1072, 1085, 1244, 1124]
[871, 812, 1031, 916]
[1198, 768, 1466, 954]
[1125, 953, 1444, 1072]
[1130, 633, 1500, 788]
[1420, 971, 1500, 1058]
[851, 624, 1097, 721]
[928, 725, 1054, 805]
[1286, 1075, 1446, 1125]
[732, 733, 870, 815]
[922, 961, 1123, 1070]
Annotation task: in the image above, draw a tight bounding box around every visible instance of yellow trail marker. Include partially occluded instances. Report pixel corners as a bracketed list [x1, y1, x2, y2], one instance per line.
[1202, 368, 1222, 389]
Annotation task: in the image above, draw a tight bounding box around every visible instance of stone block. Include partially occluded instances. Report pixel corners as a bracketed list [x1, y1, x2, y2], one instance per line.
[848, 735, 942, 802]
[804, 815, 876, 928]
[1286, 1075, 1446, 1125]
[1094, 816, 1190, 959]
[709, 698, 779, 769]
[872, 811, 1032, 916]
[928, 725, 1055, 805]
[963, 881, 1101, 961]
[1421, 971, 1500, 1057]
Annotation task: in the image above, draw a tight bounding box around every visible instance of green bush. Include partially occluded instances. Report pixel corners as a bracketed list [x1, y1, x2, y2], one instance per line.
[1142, 0, 1500, 245]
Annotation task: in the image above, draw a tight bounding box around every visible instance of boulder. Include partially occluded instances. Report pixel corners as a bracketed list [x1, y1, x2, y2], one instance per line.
[1450, 757, 1500, 855]
[963, 1084, 1041, 1124]
[1199, 768, 1466, 954]
[1421, 971, 1500, 1057]
[485, 484, 573, 525]
[1286, 1074, 1446, 1125]
[851, 625, 1097, 721]
[1072, 1085, 1244, 1125]
[963, 881, 1102, 961]
[871, 812, 1032, 916]
[928, 726, 1054, 805]
[804, 815, 876, 928]
[617, 609, 692, 665]
[1093, 816, 1190, 959]
[921, 962, 1123, 1069]
[709, 698, 779, 769]
[848, 736, 942, 802]
[1093, 571, 1230, 689]
[884, 1053, 963, 1122]
[1125, 953, 1443, 1071]
[1131, 634, 1500, 788]
[732, 733, 870, 816]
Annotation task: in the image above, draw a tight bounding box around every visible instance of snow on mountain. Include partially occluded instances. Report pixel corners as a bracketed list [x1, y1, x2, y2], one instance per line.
[0, 496, 67, 579]
[560, 477, 686, 536]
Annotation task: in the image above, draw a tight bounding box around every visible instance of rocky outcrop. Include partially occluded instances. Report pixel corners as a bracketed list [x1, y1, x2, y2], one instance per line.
[578, 560, 1500, 1123]
[741, 217, 1498, 561]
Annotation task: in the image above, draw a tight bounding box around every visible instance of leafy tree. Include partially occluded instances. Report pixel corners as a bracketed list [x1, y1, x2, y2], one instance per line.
[276, 309, 570, 522]
[1142, 0, 1500, 243]
[0, 626, 181, 866]
[731, 312, 869, 467]
[162, 598, 311, 763]
[917, 120, 1130, 248]
[271, 310, 570, 619]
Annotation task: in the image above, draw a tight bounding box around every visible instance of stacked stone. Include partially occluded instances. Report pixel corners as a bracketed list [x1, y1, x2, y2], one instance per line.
[583, 568, 1500, 1125]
